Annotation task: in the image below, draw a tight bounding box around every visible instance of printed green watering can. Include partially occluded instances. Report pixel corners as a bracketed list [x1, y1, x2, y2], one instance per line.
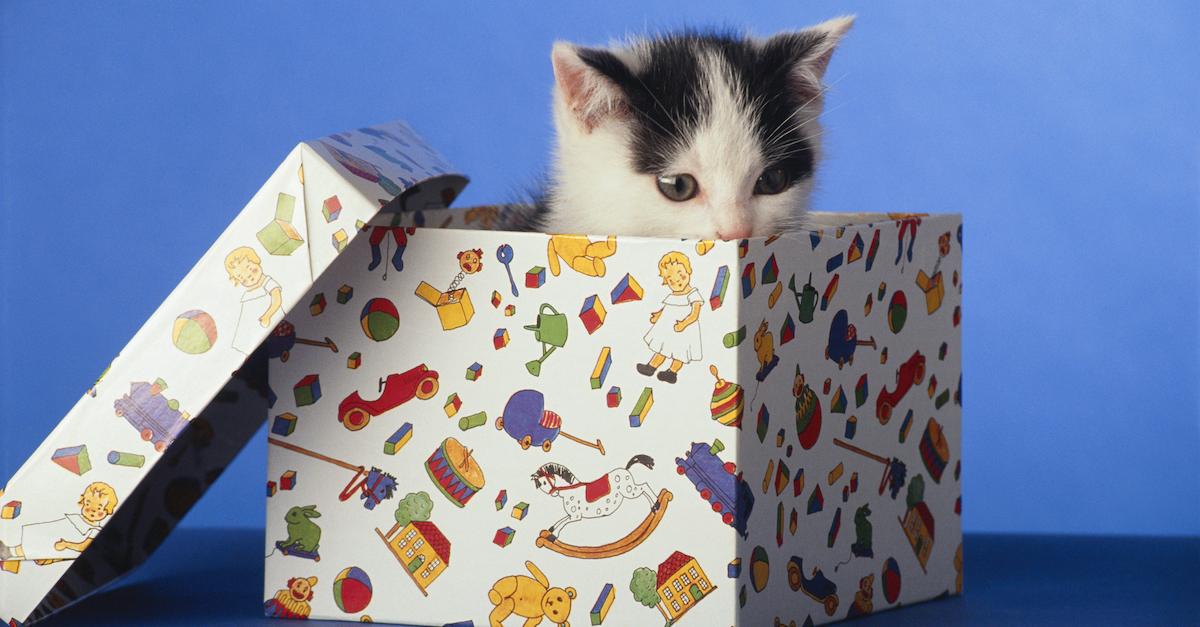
[792, 273, 819, 324]
[524, 304, 568, 376]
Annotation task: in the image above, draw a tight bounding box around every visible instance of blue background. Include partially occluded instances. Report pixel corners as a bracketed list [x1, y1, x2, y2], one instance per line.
[2, 1, 1197, 537]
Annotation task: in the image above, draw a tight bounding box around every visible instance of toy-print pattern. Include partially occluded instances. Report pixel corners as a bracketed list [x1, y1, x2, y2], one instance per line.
[265, 210, 962, 625]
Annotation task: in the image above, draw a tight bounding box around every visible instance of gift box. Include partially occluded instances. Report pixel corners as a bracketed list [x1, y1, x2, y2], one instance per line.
[264, 197, 963, 621]
[1, 118, 962, 627]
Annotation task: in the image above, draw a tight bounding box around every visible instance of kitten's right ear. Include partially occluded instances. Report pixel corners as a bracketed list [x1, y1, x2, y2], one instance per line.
[767, 15, 855, 100]
[551, 42, 627, 132]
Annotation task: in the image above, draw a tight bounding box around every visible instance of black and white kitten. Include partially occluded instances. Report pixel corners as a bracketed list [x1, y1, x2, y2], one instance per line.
[530, 16, 854, 239]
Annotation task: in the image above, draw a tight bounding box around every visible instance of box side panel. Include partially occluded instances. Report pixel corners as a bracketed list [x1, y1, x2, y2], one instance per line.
[265, 225, 749, 624]
[22, 351, 269, 624]
[732, 217, 963, 625]
[0, 147, 310, 624]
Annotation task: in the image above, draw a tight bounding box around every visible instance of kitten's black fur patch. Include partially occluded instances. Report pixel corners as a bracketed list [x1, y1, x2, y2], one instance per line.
[579, 31, 827, 185]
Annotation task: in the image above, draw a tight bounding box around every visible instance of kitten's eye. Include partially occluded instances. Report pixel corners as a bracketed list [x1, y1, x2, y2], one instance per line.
[754, 167, 791, 195]
[656, 174, 699, 202]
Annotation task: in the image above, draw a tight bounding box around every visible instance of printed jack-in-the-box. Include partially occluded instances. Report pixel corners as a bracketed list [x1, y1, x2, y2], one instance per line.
[264, 197, 963, 624]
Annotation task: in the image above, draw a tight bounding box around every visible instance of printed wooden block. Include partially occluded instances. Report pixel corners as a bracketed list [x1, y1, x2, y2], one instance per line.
[293, 374, 321, 407]
[271, 413, 298, 437]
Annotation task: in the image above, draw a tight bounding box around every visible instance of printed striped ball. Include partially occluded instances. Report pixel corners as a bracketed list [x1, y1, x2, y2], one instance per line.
[332, 566, 372, 613]
[172, 310, 218, 354]
[360, 298, 399, 341]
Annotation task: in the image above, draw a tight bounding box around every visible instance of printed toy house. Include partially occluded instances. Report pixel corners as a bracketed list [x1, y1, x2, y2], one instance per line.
[654, 551, 714, 624]
[378, 519, 452, 595]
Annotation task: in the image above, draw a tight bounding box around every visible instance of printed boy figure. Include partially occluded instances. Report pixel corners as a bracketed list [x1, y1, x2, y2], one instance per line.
[225, 246, 283, 354]
[0, 482, 118, 561]
[637, 251, 703, 384]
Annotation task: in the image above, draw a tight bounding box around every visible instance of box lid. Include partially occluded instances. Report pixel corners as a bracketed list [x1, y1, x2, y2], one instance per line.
[0, 121, 467, 625]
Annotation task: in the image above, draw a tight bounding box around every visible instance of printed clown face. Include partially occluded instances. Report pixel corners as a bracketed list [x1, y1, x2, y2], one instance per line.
[793, 371, 807, 397]
[229, 256, 265, 289]
[661, 262, 691, 293]
[938, 232, 952, 257]
[457, 249, 484, 275]
[289, 576, 316, 602]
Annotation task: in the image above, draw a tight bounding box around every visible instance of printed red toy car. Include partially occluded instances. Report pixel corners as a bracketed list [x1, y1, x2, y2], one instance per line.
[338, 364, 439, 431]
[875, 351, 925, 424]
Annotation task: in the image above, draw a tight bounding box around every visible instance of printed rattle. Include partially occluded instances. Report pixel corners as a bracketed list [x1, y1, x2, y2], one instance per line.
[497, 243, 519, 297]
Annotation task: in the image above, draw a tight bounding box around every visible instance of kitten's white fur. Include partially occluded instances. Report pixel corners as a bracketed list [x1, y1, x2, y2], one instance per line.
[544, 16, 854, 239]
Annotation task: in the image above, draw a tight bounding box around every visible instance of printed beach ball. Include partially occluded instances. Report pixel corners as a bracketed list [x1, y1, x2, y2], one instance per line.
[882, 557, 902, 603]
[360, 298, 399, 341]
[332, 566, 373, 614]
[887, 291, 908, 334]
[172, 310, 218, 354]
[750, 546, 770, 592]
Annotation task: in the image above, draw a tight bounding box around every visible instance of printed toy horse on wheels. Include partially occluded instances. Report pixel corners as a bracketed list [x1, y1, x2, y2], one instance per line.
[530, 455, 672, 559]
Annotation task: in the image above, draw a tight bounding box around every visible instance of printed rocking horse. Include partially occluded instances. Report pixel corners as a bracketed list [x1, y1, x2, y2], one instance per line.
[530, 455, 672, 559]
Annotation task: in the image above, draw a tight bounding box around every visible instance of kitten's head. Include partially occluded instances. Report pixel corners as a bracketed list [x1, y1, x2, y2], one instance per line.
[545, 17, 853, 239]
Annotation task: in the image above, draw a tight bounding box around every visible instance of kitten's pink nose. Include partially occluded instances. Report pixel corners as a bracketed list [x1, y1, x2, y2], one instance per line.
[717, 227, 752, 240]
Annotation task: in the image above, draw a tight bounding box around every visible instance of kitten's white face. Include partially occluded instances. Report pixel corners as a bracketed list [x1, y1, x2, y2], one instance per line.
[543, 17, 853, 239]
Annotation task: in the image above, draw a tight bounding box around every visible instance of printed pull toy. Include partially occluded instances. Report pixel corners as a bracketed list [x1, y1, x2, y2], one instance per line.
[266, 321, 338, 362]
[496, 389, 604, 455]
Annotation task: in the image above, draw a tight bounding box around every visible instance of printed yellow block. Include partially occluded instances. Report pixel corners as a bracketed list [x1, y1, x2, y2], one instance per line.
[916, 270, 945, 314]
[332, 228, 349, 253]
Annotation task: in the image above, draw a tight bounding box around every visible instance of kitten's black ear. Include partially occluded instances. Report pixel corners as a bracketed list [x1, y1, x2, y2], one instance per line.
[766, 15, 855, 98]
[551, 42, 628, 132]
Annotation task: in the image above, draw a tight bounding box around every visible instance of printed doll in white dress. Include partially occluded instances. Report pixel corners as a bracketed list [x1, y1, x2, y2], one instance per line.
[225, 246, 283, 354]
[638, 251, 702, 384]
[0, 482, 117, 561]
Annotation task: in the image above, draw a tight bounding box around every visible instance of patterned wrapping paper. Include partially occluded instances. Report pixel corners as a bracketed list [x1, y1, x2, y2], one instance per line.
[0, 121, 466, 626]
[264, 207, 962, 626]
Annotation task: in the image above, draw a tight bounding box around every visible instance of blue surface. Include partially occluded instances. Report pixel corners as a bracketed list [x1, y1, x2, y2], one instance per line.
[1, 2, 1198, 537]
[35, 528, 1200, 626]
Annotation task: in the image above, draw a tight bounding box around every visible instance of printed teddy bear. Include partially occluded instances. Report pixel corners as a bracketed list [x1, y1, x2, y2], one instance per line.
[488, 560, 575, 626]
[546, 235, 617, 278]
